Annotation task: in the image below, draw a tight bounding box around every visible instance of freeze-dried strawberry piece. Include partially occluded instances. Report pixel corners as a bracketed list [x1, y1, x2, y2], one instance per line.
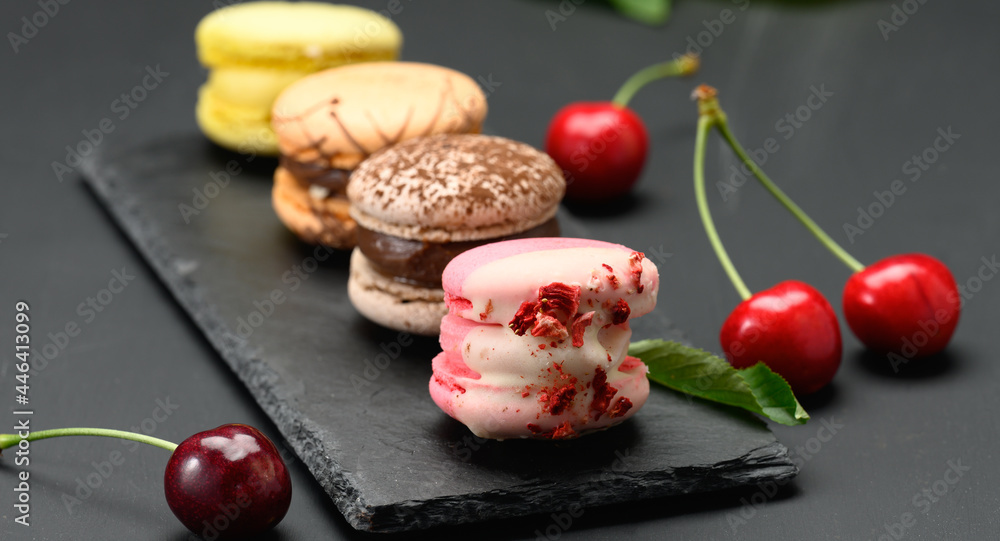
[432, 374, 466, 395]
[531, 313, 569, 340]
[509, 301, 538, 336]
[570, 311, 595, 347]
[446, 294, 473, 312]
[527, 421, 577, 439]
[601, 263, 621, 289]
[589, 367, 619, 420]
[479, 299, 493, 321]
[610, 298, 630, 325]
[538, 383, 578, 416]
[628, 251, 645, 293]
[538, 282, 581, 318]
[608, 397, 633, 418]
[550, 422, 577, 439]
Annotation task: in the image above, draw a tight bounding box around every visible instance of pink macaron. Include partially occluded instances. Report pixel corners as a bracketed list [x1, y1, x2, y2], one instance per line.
[429, 237, 659, 440]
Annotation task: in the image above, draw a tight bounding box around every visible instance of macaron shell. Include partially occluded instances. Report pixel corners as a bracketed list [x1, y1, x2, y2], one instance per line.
[196, 84, 279, 155]
[195, 2, 402, 70]
[272, 63, 487, 168]
[347, 248, 447, 336]
[348, 134, 564, 243]
[206, 67, 313, 109]
[445, 240, 659, 326]
[443, 237, 631, 294]
[430, 352, 649, 440]
[439, 313, 480, 353]
[459, 318, 633, 387]
[271, 167, 356, 248]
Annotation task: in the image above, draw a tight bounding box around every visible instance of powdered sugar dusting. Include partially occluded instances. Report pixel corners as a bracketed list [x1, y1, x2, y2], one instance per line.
[349, 134, 566, 237]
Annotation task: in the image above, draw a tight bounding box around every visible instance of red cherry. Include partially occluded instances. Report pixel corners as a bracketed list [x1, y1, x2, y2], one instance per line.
[164, 424, 292, 540]
[720, 281, 842, 395]
[545, 55, 698, 202]
[843, 254, 960, 358]
[546, 103, 649, 201]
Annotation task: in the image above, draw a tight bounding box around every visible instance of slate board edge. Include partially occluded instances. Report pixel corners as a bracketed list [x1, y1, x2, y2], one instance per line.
[364, 443, 798, 532]
[79, 154, 799, 534]
[78, 161, 380, 531]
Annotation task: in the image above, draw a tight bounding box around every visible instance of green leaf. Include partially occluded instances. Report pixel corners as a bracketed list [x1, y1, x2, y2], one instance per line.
[608, 0, 672, 25]
[628, 339, 810, 426]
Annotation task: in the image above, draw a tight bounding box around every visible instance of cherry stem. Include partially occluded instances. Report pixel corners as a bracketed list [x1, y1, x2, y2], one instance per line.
[612, 53, 700, 108]
[693, 87, 753, 301]
[0, 428, 178, 454]
[694, 85, 866, 273]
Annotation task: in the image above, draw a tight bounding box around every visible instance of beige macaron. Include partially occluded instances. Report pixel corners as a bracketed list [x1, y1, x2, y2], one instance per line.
[346, 133, 567, 335]
[270, 61, 488, 249]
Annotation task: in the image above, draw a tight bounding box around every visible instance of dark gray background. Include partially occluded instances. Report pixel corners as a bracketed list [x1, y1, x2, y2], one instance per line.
[1, 0, 997, 539]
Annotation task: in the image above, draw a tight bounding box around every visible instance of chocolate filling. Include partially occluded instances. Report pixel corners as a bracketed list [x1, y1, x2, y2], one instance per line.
[358, 218, 561, 288]
[280, 157, 351, 198]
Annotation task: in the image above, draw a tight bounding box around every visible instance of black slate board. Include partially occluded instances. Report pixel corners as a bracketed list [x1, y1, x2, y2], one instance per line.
[80, 132, 797, 533]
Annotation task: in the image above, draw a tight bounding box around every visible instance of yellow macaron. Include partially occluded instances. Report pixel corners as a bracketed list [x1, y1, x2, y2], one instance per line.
[195, 2, 403, 155]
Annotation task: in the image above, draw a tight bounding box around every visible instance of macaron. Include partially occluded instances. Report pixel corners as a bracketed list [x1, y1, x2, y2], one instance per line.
[346, 134, 566, 336]
[195, 2, 402, 155]
[429, 237, 659, 440]
[271, 62, 488, 249]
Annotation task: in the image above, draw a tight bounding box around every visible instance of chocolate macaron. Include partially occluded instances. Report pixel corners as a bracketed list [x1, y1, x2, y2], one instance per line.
[271, 62, 488, 248]
[347, 134, 567, 335]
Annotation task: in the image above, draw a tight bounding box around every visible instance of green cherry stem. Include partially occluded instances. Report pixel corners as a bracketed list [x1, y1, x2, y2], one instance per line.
[693, 86, 752, 301]
[696, 86, 866, 273]
[611, 53, 700, 108]
[0, 428, 178, 454]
